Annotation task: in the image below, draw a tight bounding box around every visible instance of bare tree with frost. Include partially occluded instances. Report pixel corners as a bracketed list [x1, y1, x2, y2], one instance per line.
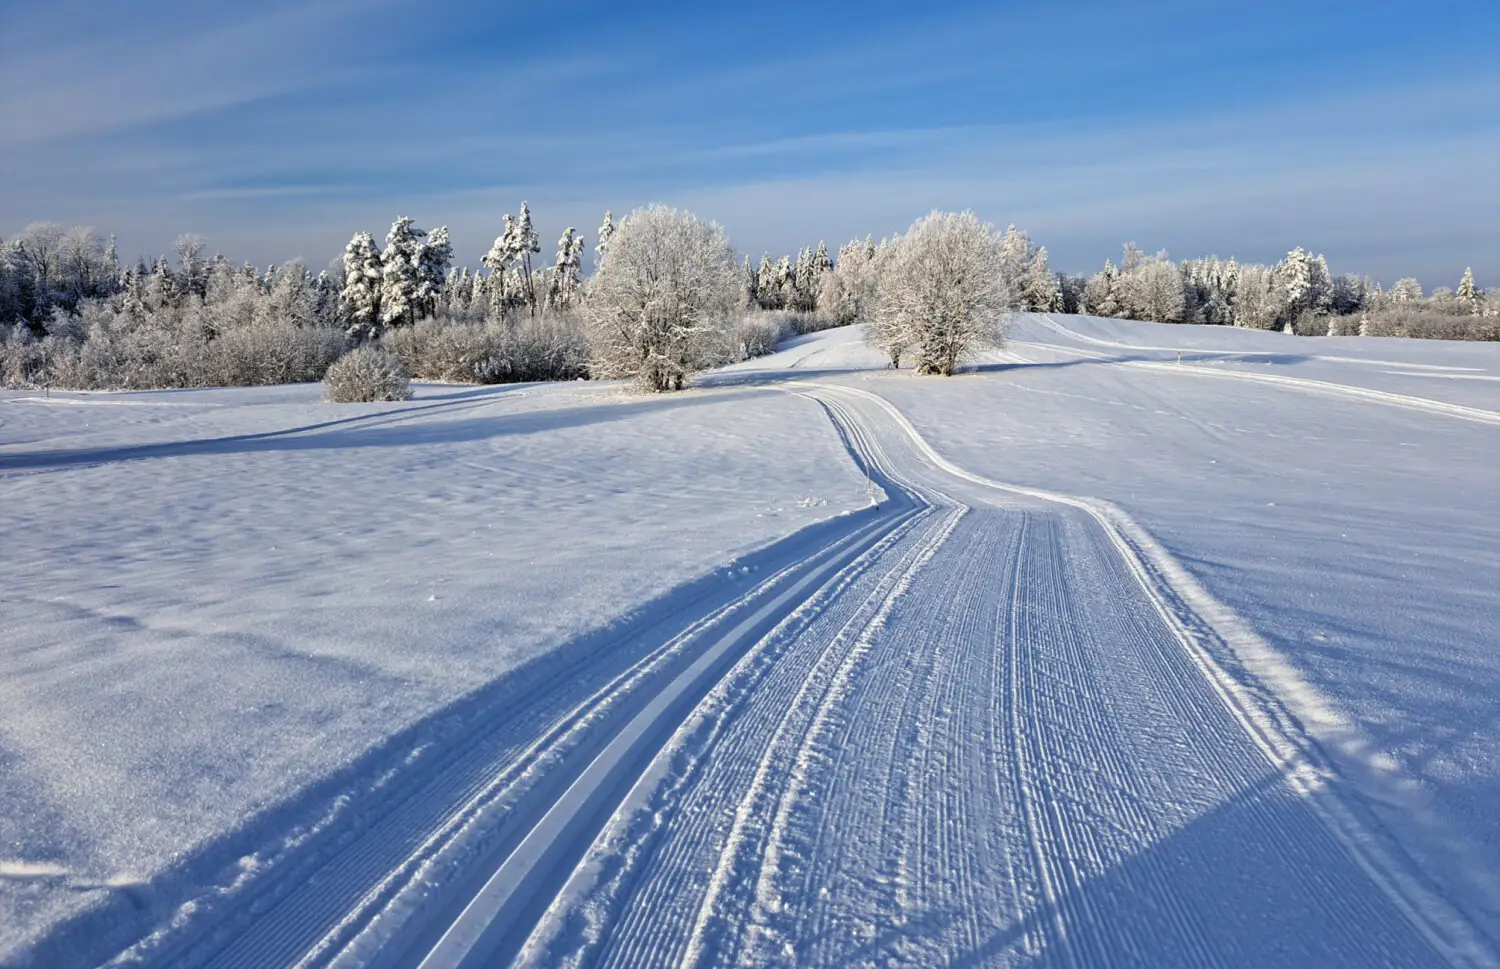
[871, 211, 1013, 376]
[584, 204, 741, 392]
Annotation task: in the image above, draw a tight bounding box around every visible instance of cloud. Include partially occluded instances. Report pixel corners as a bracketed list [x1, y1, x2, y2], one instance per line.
[1, 2, 1493, 288]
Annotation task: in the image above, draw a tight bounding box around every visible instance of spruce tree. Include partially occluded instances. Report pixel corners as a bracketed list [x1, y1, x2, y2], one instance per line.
[1457, 267, 1481, 314]
[380, 217, 425, 328]
[596, 211, 616, 263]
[340, 231, 384, 340]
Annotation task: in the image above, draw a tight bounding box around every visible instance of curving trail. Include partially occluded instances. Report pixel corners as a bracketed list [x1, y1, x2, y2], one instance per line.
[1022, 315, 1500, 426]
[132, 377, 1497, 969]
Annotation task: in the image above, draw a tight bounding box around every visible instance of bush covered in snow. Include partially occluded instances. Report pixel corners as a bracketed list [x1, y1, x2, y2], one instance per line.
[729, 312, 794, 361]
[381, 313, 590, 384]
[322, 345, 412, 402]
[0, 256, 345, 390]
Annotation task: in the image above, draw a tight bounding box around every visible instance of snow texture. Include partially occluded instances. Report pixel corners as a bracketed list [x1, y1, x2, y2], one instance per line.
[2, 313, 1497, 968]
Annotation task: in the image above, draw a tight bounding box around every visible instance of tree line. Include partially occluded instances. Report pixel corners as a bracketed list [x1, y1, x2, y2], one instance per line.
[1, 207, 1493, 395]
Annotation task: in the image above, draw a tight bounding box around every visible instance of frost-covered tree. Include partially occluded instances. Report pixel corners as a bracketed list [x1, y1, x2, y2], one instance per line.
[1023, 246, 1062, 312]
[820, 236, 880, 326]
[596, 211, 617, 262]
[756, 254, 779, 310]
[380, 217, 426, 328]
[1121, 255, 1186, 323]
[872, 210, 1013, 376]
[1232, 263, 1282, 330]
[1329, 273, 1367, 316]
[743, 255, 759, 308]
[174, 234, 207, 301]
[1273, 247, 1331, 320]
[1390, 277, 1423, 303]
[550, 227, 586, 309]
[1082, 262, 1120, 317]
[512, 202, 542, 313]
[415, 225, 452, 321]
[340, 231, 384, 340]
[998, 224, 1035, 297]
[584, 204, 742, 392]
[482, 220, 513, 313]
[1457, 267, 1482, 314]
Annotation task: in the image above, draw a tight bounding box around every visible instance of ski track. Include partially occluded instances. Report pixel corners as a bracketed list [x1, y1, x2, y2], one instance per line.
[84, 368, 1499, 968]
[1023, 315, 1500, 426]
[498, 385, 1492, 968]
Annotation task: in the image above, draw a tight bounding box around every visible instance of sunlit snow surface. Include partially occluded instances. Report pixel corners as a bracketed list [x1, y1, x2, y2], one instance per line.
[2, 316, 1497, 968]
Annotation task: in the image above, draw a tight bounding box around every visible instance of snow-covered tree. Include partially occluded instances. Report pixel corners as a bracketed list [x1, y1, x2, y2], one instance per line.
[380, 217, 426, 328]
[1082, 262, 1120, 317]
[415, 225, 452, 321]
[584, 204, 741, 392]
[1119, 253, 1186, 323]
[998, 224, 1035, 296]
[1390, 277, 1423, 303]
[482, 220, 513, 313]
[872, 211, 1013, 375]
[1231, 263, 1282, 330]
[820, 236, 880, 326]
[743, 255, 758, 308]
[1273, 247, 1331, 320]
[756, 254, 779, 310]
[596, 211, 617, 263]
[1457, 267, 1482, 314]
[551, 227, 586, 309]
[499, 202, 540, 313]
[340, 231, 384, 340]
[1023, 246, 1062, 312]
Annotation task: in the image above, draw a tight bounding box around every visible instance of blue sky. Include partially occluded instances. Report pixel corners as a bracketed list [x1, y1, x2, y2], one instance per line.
[2, 0, 1496, 286]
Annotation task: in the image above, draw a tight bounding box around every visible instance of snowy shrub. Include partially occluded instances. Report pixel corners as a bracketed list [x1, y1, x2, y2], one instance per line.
[496, 312, 591, 382]
[870, 211, 1014, 375]
[323, 345, 412, 402]
[585, 204, 742, 392]
[201, 322, 344, 386]
[1357, 307, 1499, 342]
[732, 312, 793, 361]
[382, 318, 494, 382]
[383, 313, 590, 384]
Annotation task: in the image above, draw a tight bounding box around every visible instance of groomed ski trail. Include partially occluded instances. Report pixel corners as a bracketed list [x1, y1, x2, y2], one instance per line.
[98, 377, 1499, 969]
[502, 384, 1497, 969]
[1024, 315, 1500, 426]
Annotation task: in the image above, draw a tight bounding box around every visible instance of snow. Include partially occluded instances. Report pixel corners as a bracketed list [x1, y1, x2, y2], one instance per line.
[0, 379, 869, 966]
[3, 315, 1498, 968]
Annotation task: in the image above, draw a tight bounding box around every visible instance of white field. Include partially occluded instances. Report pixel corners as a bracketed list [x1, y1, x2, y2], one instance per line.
[1, 315, 1497, 968]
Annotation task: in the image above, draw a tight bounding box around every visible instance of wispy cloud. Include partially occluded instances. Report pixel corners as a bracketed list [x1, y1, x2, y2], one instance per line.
[2, 1, 1494, 287]
[0, 0, 396, 145]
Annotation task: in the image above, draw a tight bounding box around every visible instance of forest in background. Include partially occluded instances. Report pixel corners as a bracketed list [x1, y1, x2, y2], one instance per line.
[1, 206, 1493, 394]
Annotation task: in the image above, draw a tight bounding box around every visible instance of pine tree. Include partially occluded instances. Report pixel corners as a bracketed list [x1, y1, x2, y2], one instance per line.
[596, 211, 617, 263]
[552, 227, 585, 308]
[380, 217, 424, 328]
[514, 202, 541, 313]
[340, 231, 384, 340]
[1457, 267, 1481, 314]
[757, 254, 778, 309]
[483, 221, 512, 312]
[775, 255, 793, 309]
[416, 225, 452, 320]
[146, 257, 179, 311]
[1024, 247, 1061, 312]
[743, 255, 758, 308]
[999, 224, 1034, 294]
